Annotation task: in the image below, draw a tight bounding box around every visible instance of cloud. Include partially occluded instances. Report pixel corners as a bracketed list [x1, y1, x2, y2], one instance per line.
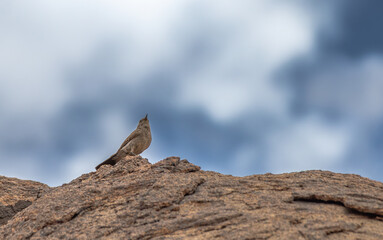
[175, 1, 317, 122]
[3, 0, 369, 187]
[284, 53, 383, 181]
[302, 56, 383, 123]
[265, 116, 351, 173]
[317, 1, 383, 58]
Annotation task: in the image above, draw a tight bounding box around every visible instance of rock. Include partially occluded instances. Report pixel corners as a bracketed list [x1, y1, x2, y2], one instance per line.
[0, 176, 50, 226]
[0, 156, 383, 239]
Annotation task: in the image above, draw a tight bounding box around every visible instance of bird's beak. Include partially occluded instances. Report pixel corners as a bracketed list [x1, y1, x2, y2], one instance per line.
[144, 114, 148, 120]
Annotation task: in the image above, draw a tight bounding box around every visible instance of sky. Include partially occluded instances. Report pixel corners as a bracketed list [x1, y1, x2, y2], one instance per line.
[1, 0, 383, 186]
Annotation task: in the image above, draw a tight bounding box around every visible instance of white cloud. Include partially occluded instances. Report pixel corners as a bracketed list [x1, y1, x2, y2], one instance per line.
[0, 0, 186, 118]
[176, 1, 317, 122]
[0, 0, 323, 123]
[306, 55, 383, 123]
[266, 116, 351, 173]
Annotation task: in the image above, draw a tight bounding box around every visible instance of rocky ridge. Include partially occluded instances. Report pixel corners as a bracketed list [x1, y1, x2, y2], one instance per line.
[0, 156, 382, 239]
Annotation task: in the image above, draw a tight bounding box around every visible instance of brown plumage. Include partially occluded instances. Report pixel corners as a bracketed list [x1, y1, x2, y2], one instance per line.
[96, 114, 152, 170]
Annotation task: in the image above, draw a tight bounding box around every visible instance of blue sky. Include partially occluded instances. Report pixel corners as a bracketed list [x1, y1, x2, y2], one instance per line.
[1, 1, 382, 186]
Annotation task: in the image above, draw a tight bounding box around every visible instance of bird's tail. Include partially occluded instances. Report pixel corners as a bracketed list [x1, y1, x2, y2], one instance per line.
[95, 153, 118, 170]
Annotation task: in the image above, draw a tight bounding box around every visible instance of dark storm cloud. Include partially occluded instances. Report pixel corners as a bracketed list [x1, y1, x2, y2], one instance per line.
[319, 1, 383, 58]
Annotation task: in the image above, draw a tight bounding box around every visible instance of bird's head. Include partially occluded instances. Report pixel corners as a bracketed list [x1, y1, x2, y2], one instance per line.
[138, 114, 150, 129]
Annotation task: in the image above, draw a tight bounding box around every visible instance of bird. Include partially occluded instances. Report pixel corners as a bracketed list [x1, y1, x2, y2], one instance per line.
[96, 114, 152, 170]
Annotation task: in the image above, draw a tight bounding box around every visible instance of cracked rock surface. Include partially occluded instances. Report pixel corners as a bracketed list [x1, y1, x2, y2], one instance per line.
[0, 176, 50, 226]
[1, 156, 383, 239]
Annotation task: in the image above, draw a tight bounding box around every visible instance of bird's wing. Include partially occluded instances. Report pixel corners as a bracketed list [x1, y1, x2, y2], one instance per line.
[117, 130, 140, 151]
